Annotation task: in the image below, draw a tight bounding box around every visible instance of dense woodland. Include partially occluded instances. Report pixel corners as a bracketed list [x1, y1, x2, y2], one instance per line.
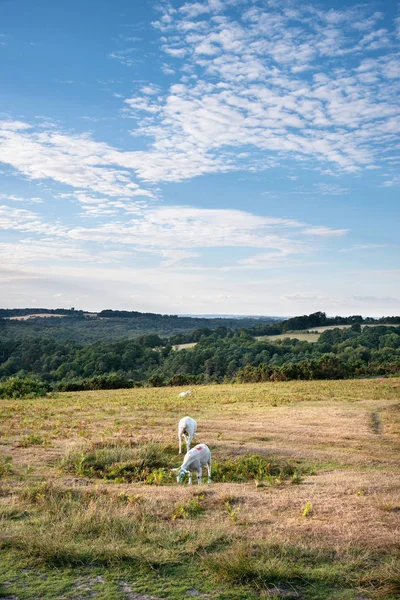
[0, 309, 399, 397]
[0, 311, 276, 343]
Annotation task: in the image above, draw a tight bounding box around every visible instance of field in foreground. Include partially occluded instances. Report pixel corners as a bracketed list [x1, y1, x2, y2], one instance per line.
[1, 379, 399, 600]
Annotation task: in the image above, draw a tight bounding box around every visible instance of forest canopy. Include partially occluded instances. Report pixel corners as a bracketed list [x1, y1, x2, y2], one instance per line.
[0, 310, 399, 396]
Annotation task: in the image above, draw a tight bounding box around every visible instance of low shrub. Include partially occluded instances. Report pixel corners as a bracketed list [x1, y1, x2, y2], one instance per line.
[0, 377, 49, 399]
[54, 374, 139, 392]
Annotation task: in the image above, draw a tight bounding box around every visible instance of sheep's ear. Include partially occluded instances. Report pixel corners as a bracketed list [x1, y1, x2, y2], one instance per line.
[170, 468, 178, 473]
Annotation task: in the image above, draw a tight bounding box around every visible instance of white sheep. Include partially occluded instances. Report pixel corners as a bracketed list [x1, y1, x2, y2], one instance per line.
[173, 443, 212, 485]
[178, 390, 192, 397]
[178, 415, 197, 454]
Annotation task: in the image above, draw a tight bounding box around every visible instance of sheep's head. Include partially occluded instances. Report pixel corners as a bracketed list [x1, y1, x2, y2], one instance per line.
[177, 469, 187, 484]
[171, 467, 187, 484]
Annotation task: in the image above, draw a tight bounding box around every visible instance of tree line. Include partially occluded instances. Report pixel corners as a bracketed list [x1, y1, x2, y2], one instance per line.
[0, 310, 277, 343]
[0, 319, 399, 397]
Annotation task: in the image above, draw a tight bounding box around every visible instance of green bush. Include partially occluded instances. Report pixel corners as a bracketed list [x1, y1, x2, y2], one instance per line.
[55, 373, 138, 392]
[0, 377, 49, 399]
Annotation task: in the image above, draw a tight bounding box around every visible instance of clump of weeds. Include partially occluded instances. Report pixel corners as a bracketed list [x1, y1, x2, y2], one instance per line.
[225, 500, 240, 522]
[171, 494, 205, 520]
[0, 455, 13, 478]
[18, 433, 44, 447]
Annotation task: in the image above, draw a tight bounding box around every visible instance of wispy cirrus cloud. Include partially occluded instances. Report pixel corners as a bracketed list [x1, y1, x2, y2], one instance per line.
[0, 203, 347, 267]
[0, 240, 129, 266]
[340, 243, 392, 253]
[281, 292, 400, 308]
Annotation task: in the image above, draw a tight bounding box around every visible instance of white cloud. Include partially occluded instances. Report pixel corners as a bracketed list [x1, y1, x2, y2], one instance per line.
[0, 120, 154, 198]
[0, 202, 347, 268]
[2, 1, 399, 190]
[352, 295, 399, 304]
[314, 183, 348, 196]
[119, 1, 400, 182]
[302, 226, 348, 237]
[340, 243, 391, 253]
[281, 293, 341, 306]
[0, 193, 44, 204]
[0, 240, 128, 266]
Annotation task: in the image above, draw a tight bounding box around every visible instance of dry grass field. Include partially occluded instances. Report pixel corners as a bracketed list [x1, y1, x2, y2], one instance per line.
[1, 379, 399, 600]
[173, 342, 198, 351]
[256, 333, 321, 343]
[255, 324, 395, 344]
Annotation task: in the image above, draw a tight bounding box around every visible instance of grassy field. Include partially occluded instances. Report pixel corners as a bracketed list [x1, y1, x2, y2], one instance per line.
[256, 332, 321, 343]
[1, 379, 399, 600]
[173, 342, 198, 351]
[255, 324, 396, 344]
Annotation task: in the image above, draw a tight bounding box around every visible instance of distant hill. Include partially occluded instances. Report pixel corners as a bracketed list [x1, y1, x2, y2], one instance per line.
[0, 307, 279, 343]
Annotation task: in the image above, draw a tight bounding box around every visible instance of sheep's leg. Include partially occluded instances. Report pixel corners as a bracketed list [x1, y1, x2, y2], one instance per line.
[178, 433, 182, 455]
[187, 434, 192, 452]
[197, 469, 202, 485]
[207, 459, 212, 484]
[188, 472, 193, 485]
[183, 434, 189, 453]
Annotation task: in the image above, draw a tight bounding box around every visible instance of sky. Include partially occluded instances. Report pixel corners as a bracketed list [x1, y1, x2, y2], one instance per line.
[0, 0, 399, 317]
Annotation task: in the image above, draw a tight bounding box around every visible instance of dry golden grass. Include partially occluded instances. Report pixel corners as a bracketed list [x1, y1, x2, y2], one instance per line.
[173, 342, 198, 350]
[256, 332, 320, 342]
[256, 323, 395, 343]
[1, 378, 399, 599]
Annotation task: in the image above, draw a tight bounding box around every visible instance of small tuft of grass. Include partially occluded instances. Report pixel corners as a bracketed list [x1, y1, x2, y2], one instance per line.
[225, 500, 240, 522]
[172, 494, 205, 520]
[378, 501, 400, 512]
[369, 411, 381, 434]
[0, 455, 13, 478]
[18, 433, 44, 447]
[291, 471, 304, 485]
[302, 501, 313, 517]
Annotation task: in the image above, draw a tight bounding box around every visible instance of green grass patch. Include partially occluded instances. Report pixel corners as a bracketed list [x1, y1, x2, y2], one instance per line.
[204, 542, 400, 599]
[60, 441, 177, 484]
[212, 454, 312, 484]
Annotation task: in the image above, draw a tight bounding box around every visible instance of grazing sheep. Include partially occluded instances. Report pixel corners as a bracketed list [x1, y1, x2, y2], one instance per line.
[173, 443, 212, 485]
[178, 416, 197, 454]
[178, 390, 192, 397]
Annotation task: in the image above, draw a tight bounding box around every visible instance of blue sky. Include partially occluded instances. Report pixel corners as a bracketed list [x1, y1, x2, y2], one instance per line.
[0, 0, 399, 316]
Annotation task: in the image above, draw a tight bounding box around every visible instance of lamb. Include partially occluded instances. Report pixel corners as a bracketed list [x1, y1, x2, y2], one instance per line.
[178, 390, 192, 397]
[173, 443, 212, 485]
[178, 415, 197, 454]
